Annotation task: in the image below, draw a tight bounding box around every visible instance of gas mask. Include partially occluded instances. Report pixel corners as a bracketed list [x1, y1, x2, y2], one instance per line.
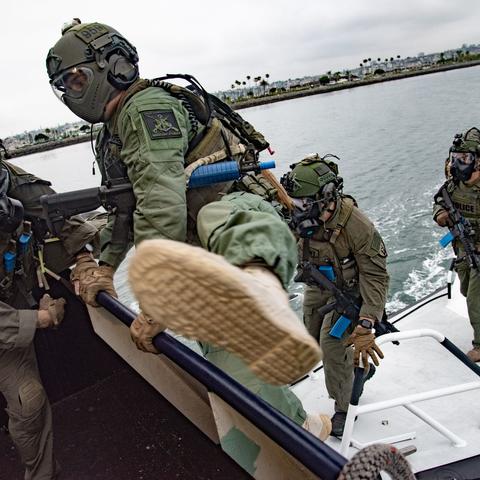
[289, 182, 338, 238]
[449, 151, 476, 183]
[290, 197, 321, 238]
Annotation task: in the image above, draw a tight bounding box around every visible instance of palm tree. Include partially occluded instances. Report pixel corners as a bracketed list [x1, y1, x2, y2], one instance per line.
[260, 78, 269, 96]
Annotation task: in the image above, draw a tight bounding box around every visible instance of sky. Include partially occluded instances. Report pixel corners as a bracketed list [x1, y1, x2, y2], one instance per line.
[1, 0, 480, 137]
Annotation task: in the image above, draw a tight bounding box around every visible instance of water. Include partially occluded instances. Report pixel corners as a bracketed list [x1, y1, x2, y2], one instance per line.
[12, 66, 480, 312]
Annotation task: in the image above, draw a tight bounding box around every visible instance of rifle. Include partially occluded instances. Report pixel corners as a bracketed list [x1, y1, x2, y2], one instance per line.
[436, 183, 480, 271]
[41, 158, 276, 242]
[41, 182, 135, 245]
[295, 261, 399, 342]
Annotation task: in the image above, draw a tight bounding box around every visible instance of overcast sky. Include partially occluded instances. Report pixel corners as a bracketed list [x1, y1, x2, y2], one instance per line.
[1, 0, 480, 137]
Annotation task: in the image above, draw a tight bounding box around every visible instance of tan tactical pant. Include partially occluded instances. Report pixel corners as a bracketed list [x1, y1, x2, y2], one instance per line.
[0, 344, 55, 480]
[303, 286, 354, 413]
[456, 260, 480, 347]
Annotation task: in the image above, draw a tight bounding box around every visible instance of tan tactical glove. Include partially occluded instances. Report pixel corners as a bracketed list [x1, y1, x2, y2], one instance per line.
[37, 293, 66, 328]
[344, 325, 384, 373]
[71, 253, 117, 307]
[130, 311, 165, 354]
[434, 210, 453, 227]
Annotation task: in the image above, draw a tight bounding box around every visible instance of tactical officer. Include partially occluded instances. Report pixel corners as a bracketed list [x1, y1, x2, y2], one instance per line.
[433, 127, 480, 363]
[46, 20, 331, 450]
[0, 154, 101, 479]
[281, 154, 389, 437]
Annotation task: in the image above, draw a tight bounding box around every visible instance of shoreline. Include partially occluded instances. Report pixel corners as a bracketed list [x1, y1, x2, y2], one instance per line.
[9, 60, 480, 158]
[232, 59, 480, 110]
[8, 134, 92, 159]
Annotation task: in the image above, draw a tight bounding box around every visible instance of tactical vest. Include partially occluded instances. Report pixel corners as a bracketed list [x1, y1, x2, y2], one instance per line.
[301, 196, 358, 290]
[449, 181, 480, 249]
[97, 78, 275, 245]
[0, 161, 46, 305]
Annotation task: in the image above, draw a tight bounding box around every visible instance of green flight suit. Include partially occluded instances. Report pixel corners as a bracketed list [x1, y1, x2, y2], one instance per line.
[95, 81, 306, 471]
[300, 196, 389, 413]
[433, 179, 480, 347]
[0, 160, 99, 480]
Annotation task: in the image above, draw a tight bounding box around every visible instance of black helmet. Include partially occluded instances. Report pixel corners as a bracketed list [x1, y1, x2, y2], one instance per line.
[46, 20, 139, 123]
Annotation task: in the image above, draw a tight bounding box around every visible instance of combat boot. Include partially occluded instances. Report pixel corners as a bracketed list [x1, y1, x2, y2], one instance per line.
[330, 412, 348, 438]
[330, 364, 376, 438]
[467, 347, 480, 363]
[302, 413, 332, 441]
[129, 239, 322, 385]
[357, 363, 376, 398]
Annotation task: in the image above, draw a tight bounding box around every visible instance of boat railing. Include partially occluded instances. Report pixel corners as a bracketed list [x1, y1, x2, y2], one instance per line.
[96, 292, 347, 480]
[340, 328, 480, 456]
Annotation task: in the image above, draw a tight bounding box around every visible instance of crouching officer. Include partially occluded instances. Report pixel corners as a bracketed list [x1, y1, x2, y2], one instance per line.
[281, 154, 389, 437]
[0, 154, 101, 479]
[45, 20, 322, 385]
[433, 127, 480, 362]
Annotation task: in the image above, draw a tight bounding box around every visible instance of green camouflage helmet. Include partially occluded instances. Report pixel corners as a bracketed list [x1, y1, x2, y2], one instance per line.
[452, 127, 480, 153]
[281, 153, 342, 198]
[46, 20, 139, 123]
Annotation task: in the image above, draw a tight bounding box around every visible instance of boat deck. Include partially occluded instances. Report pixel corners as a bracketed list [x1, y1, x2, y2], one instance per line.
[0, 361, 249, 480]
[291, 282, 480, 476]
[1, 275, 479, 478]
[0, 279, 250, 480]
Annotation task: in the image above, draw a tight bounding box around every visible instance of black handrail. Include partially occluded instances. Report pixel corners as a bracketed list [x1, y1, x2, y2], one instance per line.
[97, 292, 347, 480]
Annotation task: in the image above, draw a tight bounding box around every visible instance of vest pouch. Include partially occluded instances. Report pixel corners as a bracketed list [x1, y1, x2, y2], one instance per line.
[236, 172, 277, 202]
[339, 255, 358, 289]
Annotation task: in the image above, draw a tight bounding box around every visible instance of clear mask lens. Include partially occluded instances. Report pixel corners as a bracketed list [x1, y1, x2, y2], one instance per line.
[292, 197, 312, 212]
[50, 66, 93, 101]
[450, 151, 475, 165]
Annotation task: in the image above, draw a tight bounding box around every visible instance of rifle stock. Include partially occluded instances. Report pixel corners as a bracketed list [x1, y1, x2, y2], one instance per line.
[40, 183, 135, 239]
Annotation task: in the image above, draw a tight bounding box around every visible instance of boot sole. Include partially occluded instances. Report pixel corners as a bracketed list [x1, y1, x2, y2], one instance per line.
[319, 414, 333, 441]
[129, 239, 322, 385]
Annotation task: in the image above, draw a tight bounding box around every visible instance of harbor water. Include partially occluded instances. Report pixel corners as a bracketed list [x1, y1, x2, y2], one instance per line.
[12, 65, 480, 313]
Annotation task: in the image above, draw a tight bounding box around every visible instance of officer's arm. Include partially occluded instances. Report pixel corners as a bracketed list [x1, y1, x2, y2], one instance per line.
[348, 213, 389, 322]
[0, 301, 36, 350]
[432, 203, 447, 223]
[117, 98, 191, 246]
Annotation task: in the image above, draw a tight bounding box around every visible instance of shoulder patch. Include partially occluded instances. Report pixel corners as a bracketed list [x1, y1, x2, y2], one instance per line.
[371, 230, 387, 257]
[141, 110, 182, 140]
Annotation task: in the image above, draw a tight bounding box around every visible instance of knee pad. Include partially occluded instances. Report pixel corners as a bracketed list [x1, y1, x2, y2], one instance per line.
[17, 379, 47, 419]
